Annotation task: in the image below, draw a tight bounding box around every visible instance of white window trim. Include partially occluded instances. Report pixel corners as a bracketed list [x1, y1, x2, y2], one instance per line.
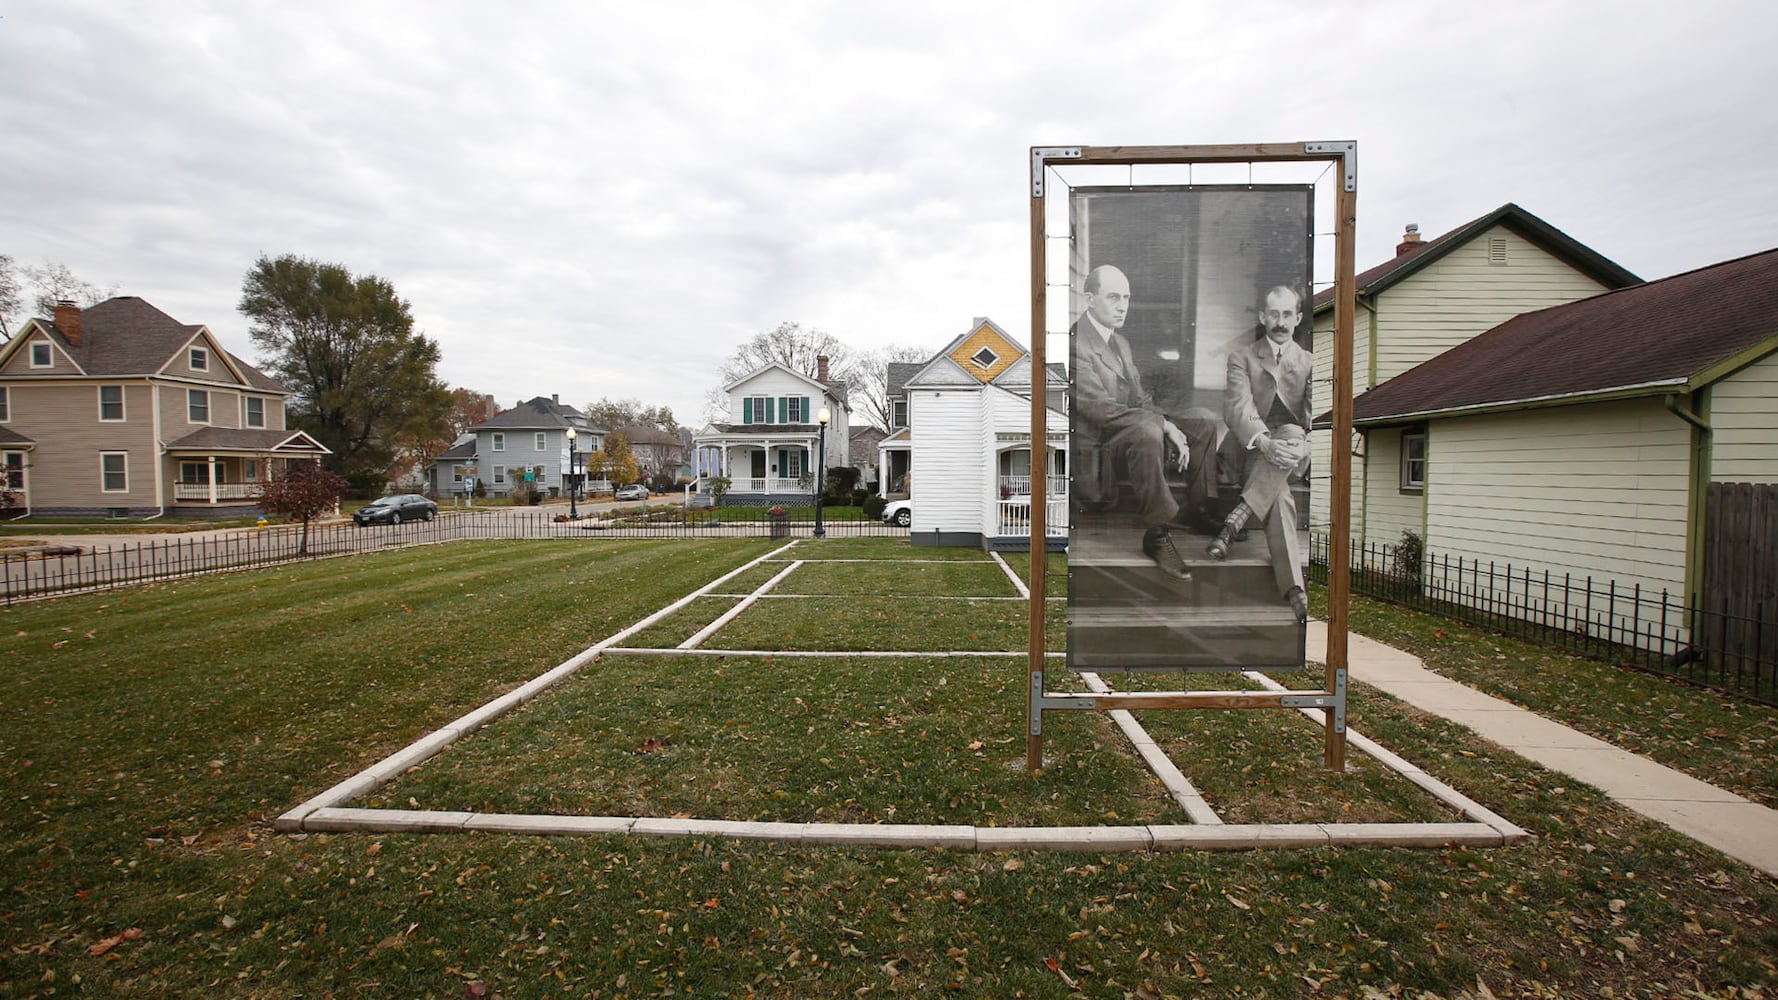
[244, 397, 266, 428]
[493, 464, 507, 484]
[101, 451, 129, 493]
[99, 385, 126, 422]
[188, 388, 210, 424]
[30, 342, 53, 368]
[492, 432, 506, 451]
[0, 386, 10, 423]
[535, 432, 547, 451]
[190, 347, 209, 371]
[970, 346, 999, 369]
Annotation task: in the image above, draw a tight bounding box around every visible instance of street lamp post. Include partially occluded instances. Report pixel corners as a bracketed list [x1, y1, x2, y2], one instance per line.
[565, 426, 578, 519]
[814, 406, 830, 538]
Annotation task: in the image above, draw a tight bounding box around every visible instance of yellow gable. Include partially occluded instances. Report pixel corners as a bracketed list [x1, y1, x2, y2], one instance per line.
[947, 324, 1021, 383]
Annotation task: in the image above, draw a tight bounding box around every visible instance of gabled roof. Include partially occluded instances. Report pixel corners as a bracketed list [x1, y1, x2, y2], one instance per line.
[1313, 203, 1641, 313]
[1349, 247, 1778, 425]
[611, 424, 684, 448]
[4, 297, 289, 392]
[886, 361, 921, 400]
[722, 362, 850, 408]
[472, 396, 592, 431]
[431, 437, 479, 462]
[0, 425, 36, 448]
[164, 427, 330, 453]
[906, 317, 1033, 390]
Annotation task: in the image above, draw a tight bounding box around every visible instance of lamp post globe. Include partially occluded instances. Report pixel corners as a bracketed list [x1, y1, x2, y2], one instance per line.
[814, 406, 830, 538]
[565, 426, 578, 519]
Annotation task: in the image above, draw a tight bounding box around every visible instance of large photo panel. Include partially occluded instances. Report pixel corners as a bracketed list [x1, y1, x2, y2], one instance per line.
[1066, 185, 1313, 672]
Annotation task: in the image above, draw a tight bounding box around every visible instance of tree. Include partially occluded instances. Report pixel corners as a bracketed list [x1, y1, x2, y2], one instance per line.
[0, 255, 19, 341]
[446, 388, 500, 438]
[0, 257, 117, 341]
[582, 397, 679, 434]
[852, 344, 934, 432]
[707, 321, 858, 423]
[256, 461, 348, 556]
[589, 432, 640, 488]
[239, 254, 452, 495]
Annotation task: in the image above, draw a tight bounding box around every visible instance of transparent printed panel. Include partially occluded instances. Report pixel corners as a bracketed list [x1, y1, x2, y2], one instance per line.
[1066, 185, 1313, 672]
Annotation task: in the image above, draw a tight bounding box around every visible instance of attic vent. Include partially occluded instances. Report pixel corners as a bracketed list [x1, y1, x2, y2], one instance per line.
[1488, 236, 1508, 265]
[970, 346, 999, 369]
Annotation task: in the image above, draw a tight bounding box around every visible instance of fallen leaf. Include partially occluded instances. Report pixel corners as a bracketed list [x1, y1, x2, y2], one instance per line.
[87, 928, 143, 956]
[1225, 893, 1251, 910]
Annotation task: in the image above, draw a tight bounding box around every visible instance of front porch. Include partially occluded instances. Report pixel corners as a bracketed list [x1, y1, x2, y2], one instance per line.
[692, 433, 823, 501]
[163, 428, 331, 511]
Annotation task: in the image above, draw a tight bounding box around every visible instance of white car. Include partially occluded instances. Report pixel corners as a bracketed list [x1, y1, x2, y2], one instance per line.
[882, 499, 911, 527]
[614, 484, 649, 502]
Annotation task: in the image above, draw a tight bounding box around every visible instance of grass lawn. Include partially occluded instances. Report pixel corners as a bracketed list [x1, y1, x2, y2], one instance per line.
[0, 538, 1774, 998]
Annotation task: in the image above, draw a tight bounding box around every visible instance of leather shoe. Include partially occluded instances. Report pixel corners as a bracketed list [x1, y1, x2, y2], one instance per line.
[1286, 586, 1308, 624]
[1143, 528, 1192, 582]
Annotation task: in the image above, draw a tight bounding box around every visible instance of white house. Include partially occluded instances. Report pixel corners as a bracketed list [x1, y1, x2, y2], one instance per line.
[883, 318, 1070, 549]
[1308, 204, 1642, 539]
[426, 395, 603, 498]
[1346, 246, 1778, 641]
[693, 357, 851, 504]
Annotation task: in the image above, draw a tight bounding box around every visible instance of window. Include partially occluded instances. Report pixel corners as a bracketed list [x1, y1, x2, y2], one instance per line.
[30, 342, 52, 368]
[101, 452, 128, 493]
[493, 464, 507, 484]
[187, 389, 209, 423]
[782, 395, 807, 423]
[244, 459, 259, 481]
[535, 432, 547, 451]
[970, 345, 999, 368]
[781, 450, 803, 479]
[891, 399, 907, 428]
[189, 347, 208, 371]
[180, 462, 211, 485]
[3, 453, 21, 490]
[492, 432, 505, 451]
[245, 397, 265, 428]
[1400, 431, 1427, 492]
[743, 395, 772, 424]
[99, 385, 125, 421]
[0, 387, 9, 422]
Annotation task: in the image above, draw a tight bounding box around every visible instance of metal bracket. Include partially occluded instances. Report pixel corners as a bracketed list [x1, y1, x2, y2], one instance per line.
[1031, 146, 1082, 198]
[1332, 668, 1348, 733]
[1304, 140, 1357, 191]
[1029, 672, 1046, 734]
[1279, 694, 1335, 710]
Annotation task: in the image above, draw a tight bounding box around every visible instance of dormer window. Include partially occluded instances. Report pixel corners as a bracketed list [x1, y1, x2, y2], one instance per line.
[970, 346, 999, 369]
[190, 347, 208, 371]
[30, 342, 52, 368]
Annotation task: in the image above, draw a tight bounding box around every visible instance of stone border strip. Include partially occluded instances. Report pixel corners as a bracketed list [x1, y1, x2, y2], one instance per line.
[679, 561, 800, 648]
[277, 542, 1525, 853]
[289, 807, 1507, 851]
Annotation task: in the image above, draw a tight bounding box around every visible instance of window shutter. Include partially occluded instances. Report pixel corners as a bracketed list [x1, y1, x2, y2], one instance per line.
[743, 398, 753, 423]
[802, 396, 811, 422]
[767, 397, 777, 423]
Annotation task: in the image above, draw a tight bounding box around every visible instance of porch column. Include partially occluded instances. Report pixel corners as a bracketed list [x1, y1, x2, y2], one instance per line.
[207, 455, 219, 503]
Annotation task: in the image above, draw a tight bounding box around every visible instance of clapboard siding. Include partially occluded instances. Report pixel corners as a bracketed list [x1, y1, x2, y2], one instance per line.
[8, 383, 159, 507]
[1309, 307, 1366, 535]
[1710, 348, 1778, 483]
[1372, 227, 1615, 384]
[1361, 428, 1424, 546]
[907, 389, 982, 534]
[1425, 399, 1690, 595]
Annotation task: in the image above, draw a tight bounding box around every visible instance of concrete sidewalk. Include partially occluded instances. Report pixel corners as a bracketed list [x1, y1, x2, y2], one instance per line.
[1309, 623, 1778, 878]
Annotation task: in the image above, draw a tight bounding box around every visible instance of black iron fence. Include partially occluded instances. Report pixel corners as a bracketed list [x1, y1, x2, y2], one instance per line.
[1, 506, 904, 605]
[1310, 534, 1777, 706]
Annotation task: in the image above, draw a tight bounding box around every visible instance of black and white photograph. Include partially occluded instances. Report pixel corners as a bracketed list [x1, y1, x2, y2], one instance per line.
[1067, 185, 1314, 672]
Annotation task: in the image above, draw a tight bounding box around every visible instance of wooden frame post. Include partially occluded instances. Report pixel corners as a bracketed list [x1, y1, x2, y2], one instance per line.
[1027, 141, 1357, 771]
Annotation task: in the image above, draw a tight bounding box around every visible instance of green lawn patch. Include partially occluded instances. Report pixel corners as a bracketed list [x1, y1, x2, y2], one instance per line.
[774, 559, 1021, 598]
[707, 594, 1064, 652]
[0, 538, 1773, 997]
[618, 595, 744, 648]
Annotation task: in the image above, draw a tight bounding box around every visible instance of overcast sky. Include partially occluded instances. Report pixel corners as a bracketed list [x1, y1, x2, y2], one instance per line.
[4, 1, 1774, 425]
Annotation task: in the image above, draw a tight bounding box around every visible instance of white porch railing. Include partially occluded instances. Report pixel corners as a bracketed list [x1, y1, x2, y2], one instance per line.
[728, 477, 811, 494]
[997, 498, 1068, 536]
[998, 475, 1068, 497]
[174, 483, 261, 502]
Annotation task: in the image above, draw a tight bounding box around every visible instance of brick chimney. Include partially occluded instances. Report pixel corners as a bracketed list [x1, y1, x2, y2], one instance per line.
[53, 300, 81, 347]
[1396, 224, 1426, 257]
[816, 355, 830, 383]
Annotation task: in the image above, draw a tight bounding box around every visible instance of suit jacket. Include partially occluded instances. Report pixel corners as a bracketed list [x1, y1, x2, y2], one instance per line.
[1071, 317, 1161, 436]
[1224, 334, 1312, 447]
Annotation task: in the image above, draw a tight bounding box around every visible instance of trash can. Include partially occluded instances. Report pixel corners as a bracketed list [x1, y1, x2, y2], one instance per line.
[768, 508, 789, 539]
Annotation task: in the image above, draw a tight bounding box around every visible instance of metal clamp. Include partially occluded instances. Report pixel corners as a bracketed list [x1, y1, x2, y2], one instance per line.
[1031, 146, 1082, 198]
[1304, 140, 1357, 191]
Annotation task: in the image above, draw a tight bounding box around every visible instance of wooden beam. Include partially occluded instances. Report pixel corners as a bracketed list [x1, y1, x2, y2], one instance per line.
[1027, 156, 1048, 773]
[1076, 143, 1335, 165]
[1326, 150, 1358, 771]
[1042, 690, 1318, 711]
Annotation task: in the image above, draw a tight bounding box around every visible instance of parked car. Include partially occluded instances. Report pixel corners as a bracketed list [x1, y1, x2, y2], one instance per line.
[882, 499, 912, 527]
[614, 484, 650, 501]
[353, 493, 438, 526]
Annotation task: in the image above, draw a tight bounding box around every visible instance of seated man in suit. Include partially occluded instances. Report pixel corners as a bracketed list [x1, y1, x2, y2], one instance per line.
[1072, 264, 1219, 580]
[1209, 284, 1313, 623]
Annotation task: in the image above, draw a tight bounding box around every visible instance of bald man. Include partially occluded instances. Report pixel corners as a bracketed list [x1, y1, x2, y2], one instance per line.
[1072, 264, 1219, 580]
[1209, 284, 1313, 623]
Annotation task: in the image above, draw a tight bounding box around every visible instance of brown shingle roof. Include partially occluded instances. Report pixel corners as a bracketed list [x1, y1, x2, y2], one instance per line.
[473, 396, 591, 431]
[0, 425, 35, 447]
[1350, 247, 1778, 425]
[39, 297, 287, 392]
[164, 427, 329, 453]
[1313, 203, 1640, 311]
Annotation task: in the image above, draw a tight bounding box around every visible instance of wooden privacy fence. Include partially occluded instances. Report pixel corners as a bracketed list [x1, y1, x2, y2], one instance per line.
[0, 507, 904, 605]
[1310, 533, 1777, 706]
[1702, 482, 1778, 697]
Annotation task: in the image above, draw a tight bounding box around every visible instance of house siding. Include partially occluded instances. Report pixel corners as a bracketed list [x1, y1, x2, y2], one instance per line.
[908, 389, 982, 539]
[9, 383, 159, 509]
[1709, 349, 1778, 484]
[1361, 428, 1425, 547]
[3, 334, 71, 376]
[1424, 399, 1691, 597]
